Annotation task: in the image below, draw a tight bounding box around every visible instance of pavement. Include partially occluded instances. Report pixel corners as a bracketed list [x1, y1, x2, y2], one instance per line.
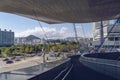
[0, 54, 62, 73]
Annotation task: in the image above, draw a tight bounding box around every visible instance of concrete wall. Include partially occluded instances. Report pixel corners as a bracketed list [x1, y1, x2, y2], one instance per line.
[80, 53, 120, 80]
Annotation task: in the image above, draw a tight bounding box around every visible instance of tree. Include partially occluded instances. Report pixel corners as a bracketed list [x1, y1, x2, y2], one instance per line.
[2, 48, 13, 57]
[25, 46, 30, 53]
[0, 49, 2, 57]
[29, 47, 34, 53]
[19, 45, 26, 53]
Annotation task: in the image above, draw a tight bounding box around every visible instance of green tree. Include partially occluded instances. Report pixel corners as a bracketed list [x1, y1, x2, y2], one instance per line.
[29, 47, 34, 53]
[19, 45, 26, 53]
[0, 49, 2, 57]
[2, 48, 13, 57]
[25, 46, 30, 53]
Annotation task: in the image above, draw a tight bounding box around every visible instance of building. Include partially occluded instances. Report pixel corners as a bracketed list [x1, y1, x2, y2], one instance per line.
[14, 35, 41, 45]
[92, 20, 120, 48]
[93, 21, 109, 41]
[0, 29, 14, 46]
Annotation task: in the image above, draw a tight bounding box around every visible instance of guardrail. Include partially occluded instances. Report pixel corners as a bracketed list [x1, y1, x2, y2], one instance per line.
[80, 53, 120, 80]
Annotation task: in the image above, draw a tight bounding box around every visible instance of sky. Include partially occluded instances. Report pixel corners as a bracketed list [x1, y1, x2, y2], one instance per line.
[0, 12, 93, 39]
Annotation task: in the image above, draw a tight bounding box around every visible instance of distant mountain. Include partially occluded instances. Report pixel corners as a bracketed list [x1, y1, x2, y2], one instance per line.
[26, 35, 40, 41]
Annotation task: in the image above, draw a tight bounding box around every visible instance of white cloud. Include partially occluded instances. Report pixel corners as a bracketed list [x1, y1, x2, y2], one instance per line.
[15, 26, 92, 39]
[60, 27, 67, 34]
[15, 27, 70, 39]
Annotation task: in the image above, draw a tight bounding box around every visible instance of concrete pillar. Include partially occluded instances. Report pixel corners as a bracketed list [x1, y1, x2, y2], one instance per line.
[100, 21, 104, 45]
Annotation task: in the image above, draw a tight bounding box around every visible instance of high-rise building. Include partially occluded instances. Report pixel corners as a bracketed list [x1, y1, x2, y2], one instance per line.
[0, 29, 14, 46]
[93, 21, 109, 41]
[92, 20, 120, 48]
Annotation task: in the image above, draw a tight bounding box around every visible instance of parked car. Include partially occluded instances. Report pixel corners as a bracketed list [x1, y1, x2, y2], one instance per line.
[6, 60, 14, 64]
[3, 58, 9, 61]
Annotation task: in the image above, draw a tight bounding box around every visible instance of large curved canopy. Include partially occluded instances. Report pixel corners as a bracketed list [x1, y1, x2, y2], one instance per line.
[0, 0, 120, 24]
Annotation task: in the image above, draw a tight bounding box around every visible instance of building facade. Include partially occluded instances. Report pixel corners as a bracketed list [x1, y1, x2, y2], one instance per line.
[14, 35, 41, 45]
[93, 21, 109, 41]
[0, 29, 14, 46]
[92, 21, 120, 48]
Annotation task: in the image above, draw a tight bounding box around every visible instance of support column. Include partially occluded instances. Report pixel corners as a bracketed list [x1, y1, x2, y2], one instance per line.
[100, 21, 104, 45]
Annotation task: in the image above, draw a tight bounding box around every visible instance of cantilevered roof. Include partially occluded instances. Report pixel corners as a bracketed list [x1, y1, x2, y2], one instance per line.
[0, 0, 120, 23]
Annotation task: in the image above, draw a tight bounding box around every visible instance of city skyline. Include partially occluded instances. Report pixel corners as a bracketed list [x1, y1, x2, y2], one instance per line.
[0, 12, 93, 39]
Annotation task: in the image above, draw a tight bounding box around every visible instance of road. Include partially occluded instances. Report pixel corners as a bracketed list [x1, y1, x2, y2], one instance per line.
[28, 55, 117, 80]
[70, 56, 117, 80]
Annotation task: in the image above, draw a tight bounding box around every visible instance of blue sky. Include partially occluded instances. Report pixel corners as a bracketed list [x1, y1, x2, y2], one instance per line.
[0, 12, 93, 39]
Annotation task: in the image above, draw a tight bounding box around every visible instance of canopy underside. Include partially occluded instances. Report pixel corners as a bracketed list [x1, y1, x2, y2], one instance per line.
[0, 0, 120, 23]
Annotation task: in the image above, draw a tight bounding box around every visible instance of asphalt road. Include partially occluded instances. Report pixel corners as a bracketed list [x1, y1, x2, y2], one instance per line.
[70, 56, 117, 80]
[26, 55, 118, 80]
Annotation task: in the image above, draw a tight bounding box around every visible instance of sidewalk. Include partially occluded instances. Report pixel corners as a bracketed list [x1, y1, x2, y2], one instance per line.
[0, 54, 61, 73]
